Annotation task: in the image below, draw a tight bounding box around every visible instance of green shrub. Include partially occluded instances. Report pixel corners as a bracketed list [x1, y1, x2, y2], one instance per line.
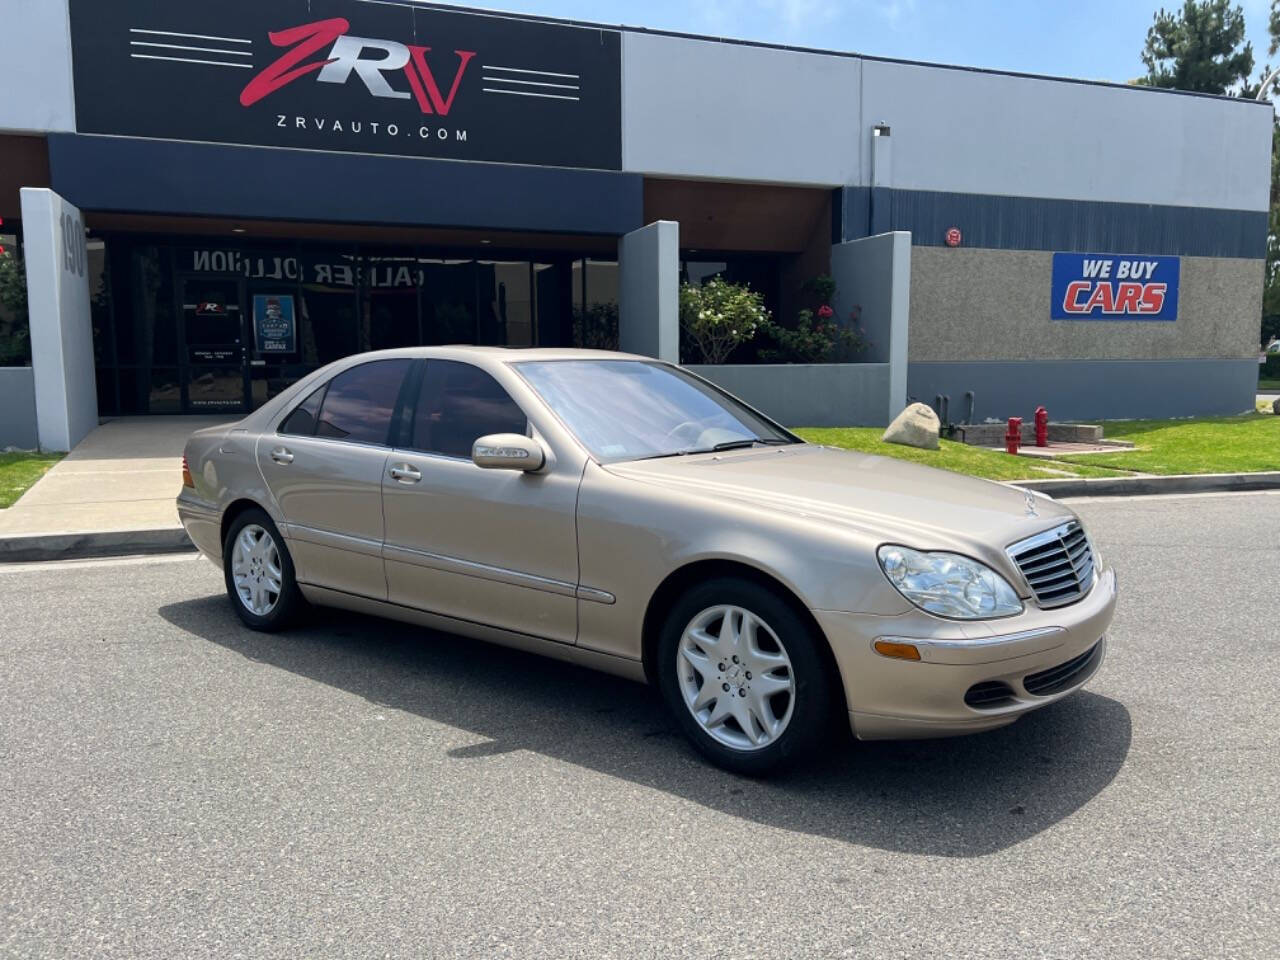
[757, 274, 868, 364]
[678, 277, 769, 364]
[0, 249, 31, 367]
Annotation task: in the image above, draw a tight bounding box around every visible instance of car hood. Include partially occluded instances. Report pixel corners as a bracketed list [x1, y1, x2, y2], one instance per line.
[604, 443, 1075, 558]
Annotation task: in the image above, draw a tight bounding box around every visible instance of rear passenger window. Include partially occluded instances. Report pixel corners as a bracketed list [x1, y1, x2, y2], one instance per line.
[279, 385, 325, 436]
[314, 359, 412, 445]
[410, 360, 527, 458]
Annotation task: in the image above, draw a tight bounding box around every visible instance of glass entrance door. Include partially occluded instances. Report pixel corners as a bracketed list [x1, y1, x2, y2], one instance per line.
[181, 276, 248, 413]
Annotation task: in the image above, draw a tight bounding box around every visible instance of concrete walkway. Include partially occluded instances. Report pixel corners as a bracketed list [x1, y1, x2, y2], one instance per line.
[0, 417, 230, 538]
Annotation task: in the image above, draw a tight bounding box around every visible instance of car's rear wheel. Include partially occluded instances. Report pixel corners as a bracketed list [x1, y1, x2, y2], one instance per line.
[657, 577, 835, 776]
[223, 508, 303, 631]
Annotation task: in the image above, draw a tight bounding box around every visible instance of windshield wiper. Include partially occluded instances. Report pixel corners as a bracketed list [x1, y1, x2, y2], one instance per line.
[710, 437, 795, 452]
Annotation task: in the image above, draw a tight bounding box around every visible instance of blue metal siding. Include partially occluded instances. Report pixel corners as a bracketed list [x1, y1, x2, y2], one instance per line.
[841, 186, 1266, 259]
[47, 134, 644, 236]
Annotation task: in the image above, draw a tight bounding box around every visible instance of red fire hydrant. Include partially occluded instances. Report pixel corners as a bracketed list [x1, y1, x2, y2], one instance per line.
[1034, 406, 1049, 447]
[1005, 417, 1023, 455]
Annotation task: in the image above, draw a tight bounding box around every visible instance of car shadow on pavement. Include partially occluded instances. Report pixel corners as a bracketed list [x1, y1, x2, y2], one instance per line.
[160, 594, 1132, 858]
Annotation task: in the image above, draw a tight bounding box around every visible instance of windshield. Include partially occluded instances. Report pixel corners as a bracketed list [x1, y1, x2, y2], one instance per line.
[514, 359, 799, 463]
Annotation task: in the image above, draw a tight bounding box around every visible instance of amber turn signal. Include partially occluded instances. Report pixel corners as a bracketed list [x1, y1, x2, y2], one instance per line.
[181, 455, 194, 488]
[873, 640, 921, 661]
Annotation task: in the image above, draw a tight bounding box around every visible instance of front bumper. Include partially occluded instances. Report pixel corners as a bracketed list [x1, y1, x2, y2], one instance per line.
[814, 567, 1117, 740]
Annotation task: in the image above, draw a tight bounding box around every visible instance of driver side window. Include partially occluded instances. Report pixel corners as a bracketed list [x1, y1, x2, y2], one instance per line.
[409, 360, 528, 458]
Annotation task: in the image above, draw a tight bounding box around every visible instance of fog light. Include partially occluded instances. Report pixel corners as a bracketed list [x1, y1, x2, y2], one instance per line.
[874, 640, 921, 661]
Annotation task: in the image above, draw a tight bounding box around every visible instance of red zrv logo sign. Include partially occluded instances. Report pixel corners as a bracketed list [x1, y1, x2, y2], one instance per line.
[70, 0, 620, 168]
[240, 18, 475, 116]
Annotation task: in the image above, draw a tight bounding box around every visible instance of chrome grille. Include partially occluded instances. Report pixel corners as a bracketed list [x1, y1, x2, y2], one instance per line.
[1007, 521, 1095, 608]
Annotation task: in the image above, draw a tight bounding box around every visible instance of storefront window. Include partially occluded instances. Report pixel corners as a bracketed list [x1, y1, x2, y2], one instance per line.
[574, 259, 619, 349]
[420, 259, 478, 345]
[88, 239, 112, 367]
[360, 253, 420, 351]
[534, 262, 566, 348]
[118, 367, 181, 415]
[478, 260, 534, 347]
[298, 250, 359, 366]
[92, 238, 589, 414]
[118, 245, 177, 366]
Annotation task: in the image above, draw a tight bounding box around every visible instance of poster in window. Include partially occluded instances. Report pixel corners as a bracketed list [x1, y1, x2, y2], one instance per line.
[253, 294, 296, 354]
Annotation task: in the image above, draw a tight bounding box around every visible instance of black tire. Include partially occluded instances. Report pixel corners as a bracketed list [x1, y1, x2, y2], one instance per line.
[222, 507, 304, 632]
[656, 576, 836, 776]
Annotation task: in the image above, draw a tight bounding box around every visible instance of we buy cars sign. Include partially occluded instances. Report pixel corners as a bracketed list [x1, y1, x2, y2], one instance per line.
[1051, 253, 1180, 321]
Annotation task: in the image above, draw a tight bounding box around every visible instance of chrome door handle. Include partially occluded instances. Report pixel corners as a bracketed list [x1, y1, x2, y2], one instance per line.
[389, 464, 421, 484]
[270, 447, 294, 465]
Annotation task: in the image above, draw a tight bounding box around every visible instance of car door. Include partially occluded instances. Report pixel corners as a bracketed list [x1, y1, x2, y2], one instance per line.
[381, 358, 580, 644]
[257, 357, 413, 600]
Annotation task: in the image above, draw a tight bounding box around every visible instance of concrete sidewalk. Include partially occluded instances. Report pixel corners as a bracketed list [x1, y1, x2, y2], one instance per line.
[0, 416, 230, 560]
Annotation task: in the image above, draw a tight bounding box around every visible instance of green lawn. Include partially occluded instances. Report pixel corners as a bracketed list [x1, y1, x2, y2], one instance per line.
[1260, 378, 1280, 390]
[793, 428, 1128, 481]
[799, 414, 1279, 481]
[0, 452, 63, 509]
[1052, 414, 1280, 475]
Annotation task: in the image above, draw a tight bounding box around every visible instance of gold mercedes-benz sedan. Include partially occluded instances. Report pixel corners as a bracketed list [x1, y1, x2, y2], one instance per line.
[178, 347, 1116, 774]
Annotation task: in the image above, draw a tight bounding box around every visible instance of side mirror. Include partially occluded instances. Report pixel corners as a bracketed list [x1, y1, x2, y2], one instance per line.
[472, 433, 546, 472]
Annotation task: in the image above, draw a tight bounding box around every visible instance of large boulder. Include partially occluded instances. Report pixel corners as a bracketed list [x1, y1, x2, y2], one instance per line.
[1273, 397, 1280, 416]
[882, 402, 941, 450]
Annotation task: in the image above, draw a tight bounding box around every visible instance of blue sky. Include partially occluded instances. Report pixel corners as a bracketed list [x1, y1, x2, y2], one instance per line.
[438, 0, 1278, 86]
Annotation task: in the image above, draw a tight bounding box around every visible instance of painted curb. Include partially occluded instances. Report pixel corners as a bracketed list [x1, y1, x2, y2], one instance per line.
[1010, 471, 1280, 499]
[0, 528, 195, 563]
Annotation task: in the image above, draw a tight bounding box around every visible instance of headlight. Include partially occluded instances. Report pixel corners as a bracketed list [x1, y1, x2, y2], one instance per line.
[877, 545, 1023, 619]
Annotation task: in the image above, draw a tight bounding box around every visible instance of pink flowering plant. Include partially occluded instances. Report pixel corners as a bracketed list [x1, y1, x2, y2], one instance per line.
[759, 274, 868, 363]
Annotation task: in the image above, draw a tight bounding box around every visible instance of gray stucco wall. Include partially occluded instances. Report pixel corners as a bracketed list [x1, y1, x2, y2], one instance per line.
[908, 247, 1262, 362]
[908, 359, 1259, 422]
[619, 220, 679, 362]
[0, 367, 39, 450]
[690, 363, 891, 427]
[830, 232, 911, 421]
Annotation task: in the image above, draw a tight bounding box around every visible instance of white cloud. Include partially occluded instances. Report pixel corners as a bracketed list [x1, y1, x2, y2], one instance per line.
[754, 0, 917, 39]
[755, 0, 841, 35]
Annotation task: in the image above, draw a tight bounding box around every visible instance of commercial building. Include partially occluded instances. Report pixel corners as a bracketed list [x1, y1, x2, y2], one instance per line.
[0, 0, 1271, 450]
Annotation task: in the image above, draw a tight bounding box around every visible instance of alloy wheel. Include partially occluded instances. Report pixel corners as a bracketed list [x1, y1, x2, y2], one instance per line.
[230, 523, 283, 617]
[676, 604, 796, 751]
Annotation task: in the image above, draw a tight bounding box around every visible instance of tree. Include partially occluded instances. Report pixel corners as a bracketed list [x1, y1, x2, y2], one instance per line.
[1263, 1, 1280, 346]
[1139, 0, 1253, 94]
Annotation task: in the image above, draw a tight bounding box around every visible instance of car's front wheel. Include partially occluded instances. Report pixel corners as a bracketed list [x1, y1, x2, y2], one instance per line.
[223, 508, 303, 631]
[657, 577, 835, 776]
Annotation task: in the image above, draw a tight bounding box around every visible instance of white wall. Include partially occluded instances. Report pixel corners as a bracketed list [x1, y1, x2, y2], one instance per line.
[622, 32, 1271, 211]
[859, 59, 1274, 211]
[622, 32, 861, 186]
[21, 187, 97, 451]
[0, 0, 75, 133]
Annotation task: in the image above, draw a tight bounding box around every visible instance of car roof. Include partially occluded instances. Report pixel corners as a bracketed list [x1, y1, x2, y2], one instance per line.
[360, 345, 655, 364]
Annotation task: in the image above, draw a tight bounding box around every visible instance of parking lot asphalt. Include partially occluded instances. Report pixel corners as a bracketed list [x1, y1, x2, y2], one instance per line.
[1, 491, 1277, 959]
